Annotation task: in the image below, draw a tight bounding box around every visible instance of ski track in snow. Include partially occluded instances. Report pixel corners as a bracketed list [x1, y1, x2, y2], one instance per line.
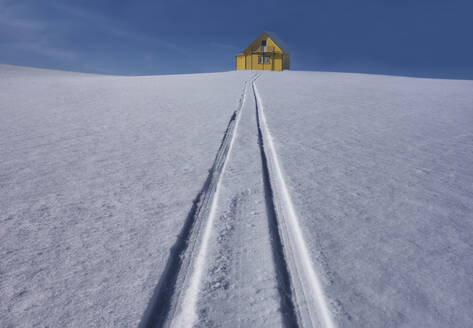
[252, 76, 299, 328]
[139, 77, 253, 328]
[152, 74, 337, 328]
[159, 74, 262, 328]
[253, 80, 336, 328]
[169, 78, 250, 328]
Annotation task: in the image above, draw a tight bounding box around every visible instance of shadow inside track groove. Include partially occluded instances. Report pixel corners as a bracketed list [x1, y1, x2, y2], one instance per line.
[138, 109, 238, 328]
[253, 82, 300, 328]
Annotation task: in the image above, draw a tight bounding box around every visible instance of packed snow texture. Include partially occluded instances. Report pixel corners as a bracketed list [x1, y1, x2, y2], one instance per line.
[1, 65, 473, 327]
[257, 71, 473, 327]
[0, 65, 252, 327]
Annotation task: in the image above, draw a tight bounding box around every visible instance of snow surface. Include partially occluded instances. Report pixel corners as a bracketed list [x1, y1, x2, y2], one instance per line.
[1, 65, 473, 327]
[257, 71, 473, 327]
[0, 65, 253, 327]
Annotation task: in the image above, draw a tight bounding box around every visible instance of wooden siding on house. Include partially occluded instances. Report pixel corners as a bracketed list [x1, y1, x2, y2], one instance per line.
[235, 32, 290, 71]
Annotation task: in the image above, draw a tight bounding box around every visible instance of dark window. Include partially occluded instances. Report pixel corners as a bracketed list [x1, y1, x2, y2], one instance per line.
[261, 39, 267, 47]
[258, 56, 270, 64]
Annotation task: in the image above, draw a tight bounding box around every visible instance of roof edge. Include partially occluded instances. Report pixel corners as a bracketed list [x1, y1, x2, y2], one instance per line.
[240, 31, 291, 54]
[263, 31, 291, 54]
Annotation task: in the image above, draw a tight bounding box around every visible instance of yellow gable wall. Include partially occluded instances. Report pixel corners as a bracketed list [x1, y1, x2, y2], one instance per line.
[243, 35, 284, 54]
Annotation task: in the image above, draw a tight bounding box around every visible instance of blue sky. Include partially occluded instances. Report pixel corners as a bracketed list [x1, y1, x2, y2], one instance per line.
[1, 0, 472, 78]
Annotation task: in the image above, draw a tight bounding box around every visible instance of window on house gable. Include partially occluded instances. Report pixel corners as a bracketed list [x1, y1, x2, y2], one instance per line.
[261, 39, 267, 47]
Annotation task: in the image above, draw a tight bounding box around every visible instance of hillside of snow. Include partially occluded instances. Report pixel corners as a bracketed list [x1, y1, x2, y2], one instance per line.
[257, 72, 473, 327]
[1, 65, 472, 327]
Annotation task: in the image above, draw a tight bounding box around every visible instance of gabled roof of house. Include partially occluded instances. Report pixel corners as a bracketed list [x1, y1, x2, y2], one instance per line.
[263, 31, 290, 54]
[240, 31, 291, 54]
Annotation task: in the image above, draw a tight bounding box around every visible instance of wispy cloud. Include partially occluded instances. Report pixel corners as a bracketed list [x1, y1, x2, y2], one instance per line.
[0, 1, 77, 61]
[209, 42, 239, 51]
[0, 2, 43, 40]
[49, 2, 189, 56]
[0, 0, 190, 69]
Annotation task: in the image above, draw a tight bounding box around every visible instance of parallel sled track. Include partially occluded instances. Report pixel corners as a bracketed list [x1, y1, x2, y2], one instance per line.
[252, 80, 336, 328]
[139, 76, 254, 328]
[140, 74, 335, 328]
[253, 77, 299, 328]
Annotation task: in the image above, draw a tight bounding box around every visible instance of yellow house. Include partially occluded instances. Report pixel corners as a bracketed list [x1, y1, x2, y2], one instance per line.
[235, 31, 290, 71]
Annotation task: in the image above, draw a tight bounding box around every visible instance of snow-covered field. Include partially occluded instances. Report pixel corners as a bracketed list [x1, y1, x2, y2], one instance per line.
[257, 72, 473, 327]
[1, 65, 472, 327]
